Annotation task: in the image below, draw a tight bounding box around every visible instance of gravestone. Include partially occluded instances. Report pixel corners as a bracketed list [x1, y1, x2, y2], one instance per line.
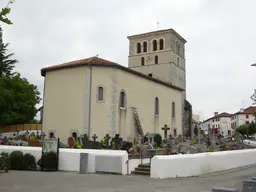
[92, 134, 98, 142]
[2, 137, 8, 145]
[162, 124, 170, 139]
[82, 140, 101, 149]
[177, 134, 182, 143]
[112, 134, 122, 150]
[212, 187, 239, 192]
[137, 135, 143, 144]
[243, 180, 256, 192]
[104, 134, 111, 148]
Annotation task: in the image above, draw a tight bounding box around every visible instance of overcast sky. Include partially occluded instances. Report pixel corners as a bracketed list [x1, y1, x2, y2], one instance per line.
[1, 0, 256, 120]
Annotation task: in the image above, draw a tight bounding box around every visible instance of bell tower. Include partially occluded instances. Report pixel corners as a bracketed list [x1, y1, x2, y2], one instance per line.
[127, 28, 187, 134]
[127, 28, 186, 91]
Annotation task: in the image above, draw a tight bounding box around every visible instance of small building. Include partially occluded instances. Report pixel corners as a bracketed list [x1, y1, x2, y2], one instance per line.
[201, 112, 233, 137]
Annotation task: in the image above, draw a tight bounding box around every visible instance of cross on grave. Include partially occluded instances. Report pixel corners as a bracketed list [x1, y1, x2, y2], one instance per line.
[162, 124, 170, 139]
[92, 134, 98, 141]
[137, 135, 143, 144]
[112, 134, 122, 150]
[104, 134, 111, 148]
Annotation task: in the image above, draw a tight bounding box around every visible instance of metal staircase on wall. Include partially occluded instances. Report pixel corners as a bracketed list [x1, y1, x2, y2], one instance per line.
[131, 107, 144, 136]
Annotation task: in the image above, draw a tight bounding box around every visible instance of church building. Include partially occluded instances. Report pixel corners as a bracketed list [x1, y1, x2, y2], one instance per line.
[40, 28, 187, 144]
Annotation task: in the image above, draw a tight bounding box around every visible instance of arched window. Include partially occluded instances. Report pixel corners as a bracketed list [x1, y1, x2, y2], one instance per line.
[141, 57, 145, 66]
[177, 57, 179, 66]
[120, 91, 126, 108]
[155, 97, 159, 115]
[137, 42, 141, 54]
[172, 102, 175, 118]
[143, 41, 147, 52]
[148, 73, 152, 77]
[155, 55, 158, 64]
[159, 39, 164, 50]
[98, 86, 104, 101]
[153, 40, 157, 51]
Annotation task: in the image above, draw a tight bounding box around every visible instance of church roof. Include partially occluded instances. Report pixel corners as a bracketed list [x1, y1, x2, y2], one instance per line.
[41, 56, 184, 91]
[127, 28, 187, 43]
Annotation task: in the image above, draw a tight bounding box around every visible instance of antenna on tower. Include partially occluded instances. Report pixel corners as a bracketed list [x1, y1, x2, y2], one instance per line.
[157, 21, 160, 30]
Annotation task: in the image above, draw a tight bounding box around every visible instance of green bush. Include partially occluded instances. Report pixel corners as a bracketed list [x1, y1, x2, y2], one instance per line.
[207, 148, 216, 152]
[0, 152, 10, 172]
[154, 133, 162, 147]
[9, 151, 24, 170]
[23, 153, 36, 170]
[191, 140, 197, 145]
[42, 152, 58, 171]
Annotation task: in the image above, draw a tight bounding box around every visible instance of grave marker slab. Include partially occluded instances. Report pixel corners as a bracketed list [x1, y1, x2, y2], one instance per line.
[212, 187, 239, 192]
[243, 180, 256, 192]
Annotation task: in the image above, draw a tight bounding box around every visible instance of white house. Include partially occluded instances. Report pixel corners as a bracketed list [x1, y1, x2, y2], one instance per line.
[201, 112, 233, 137]
[231, 106, 256, 128]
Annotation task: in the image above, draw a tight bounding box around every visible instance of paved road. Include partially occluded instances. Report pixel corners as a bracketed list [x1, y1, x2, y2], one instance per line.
[1, 165, 256, 192]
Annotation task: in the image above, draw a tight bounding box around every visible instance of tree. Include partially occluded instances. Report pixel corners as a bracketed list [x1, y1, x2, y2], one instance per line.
[0, 0, 14, 25]
[0, 42, 18, 77]
[0, 74, 41, 125]
[236, 123, 256, 137]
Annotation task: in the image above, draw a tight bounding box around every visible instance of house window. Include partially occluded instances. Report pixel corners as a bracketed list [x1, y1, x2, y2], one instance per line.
[153, 40, 157, 51]
[159, 39, 164, 50]
[148, 73, 152, 77]
[97, 86, 104, 101]
[141, 57, 145, 66]
[143, 41, 147, 52]
[246, 115, 249, 118]
[137, 42, 141, 54]
[155, 97, 159, 115]
[172, 102, 175, 118]
[177, 57, 179, 66]
[155, 55, 158, 64]
[120, 91, 126, 108]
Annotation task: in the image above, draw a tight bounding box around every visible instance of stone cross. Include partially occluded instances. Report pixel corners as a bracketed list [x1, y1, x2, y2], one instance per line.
[162, 124, 170, 139]
[92, 134, 98, 142]
[104, 134, 111, 148]
[137, 135, 143, 144]
[112, 134, 122, 150]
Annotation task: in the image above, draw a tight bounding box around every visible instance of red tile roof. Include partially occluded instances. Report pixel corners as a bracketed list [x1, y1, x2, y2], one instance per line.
[232, 106, 256, 115]
[42, 56, 116, 72]
[203, 112, 232, 122]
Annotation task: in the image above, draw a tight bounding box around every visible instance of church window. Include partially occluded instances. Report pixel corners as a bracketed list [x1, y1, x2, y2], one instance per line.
[155, 55, 158, 64]
[141, 57, 145, 66]
[137, 42, 141, 54]
[143, 41, 147, 52]
[120, 91, 126, 108]
[155, 97, 159, 115]
[148, 73, 152, 77]
[97, 86, 104, 101]
[177, 57, 179, 66]
[159, 39, 164, 50]
[153, 40, 157, 51]
[172, 102, 175, 118]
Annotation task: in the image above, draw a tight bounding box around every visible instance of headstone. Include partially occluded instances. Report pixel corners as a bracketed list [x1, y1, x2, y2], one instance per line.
[2, 137, 8, 145]
[112, 134, 122, 150]
[137, 134, 143, 144]
[243, 180, 256, 192]
[104, 134, 111, 148]
[92, 134, 98, 142]
[82, 140, 101, 149]
[162, 124, 170, 139]
[212, 187, 239, 192]
[178, 134, 182, 143]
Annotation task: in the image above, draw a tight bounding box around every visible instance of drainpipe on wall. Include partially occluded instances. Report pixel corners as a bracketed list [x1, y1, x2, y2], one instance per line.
[88, 63, 92, 139]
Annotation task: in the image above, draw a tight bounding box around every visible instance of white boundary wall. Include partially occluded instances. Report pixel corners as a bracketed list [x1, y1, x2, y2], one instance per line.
[151, 149, 256, 179]
[0, 146, 128, 175]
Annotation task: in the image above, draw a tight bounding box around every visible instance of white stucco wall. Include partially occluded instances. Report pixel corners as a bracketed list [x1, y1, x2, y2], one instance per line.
[0, 145, 128, 174]
[151, 149, 256, 179]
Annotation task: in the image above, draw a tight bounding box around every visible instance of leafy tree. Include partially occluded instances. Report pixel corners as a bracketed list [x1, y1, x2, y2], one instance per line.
[0, 42, 18, 77]
[0, 0, 14, 25]
[0, 73, 41, 125]
[236, 123, 256, 137]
